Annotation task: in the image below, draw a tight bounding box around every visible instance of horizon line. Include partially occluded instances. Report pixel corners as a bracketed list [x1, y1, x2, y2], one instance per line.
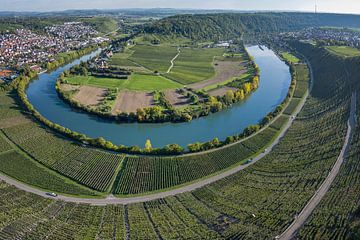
[0, 8, 359, 16]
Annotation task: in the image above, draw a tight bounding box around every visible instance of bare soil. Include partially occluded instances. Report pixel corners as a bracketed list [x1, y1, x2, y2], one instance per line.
[60, 84, 80, 92]
[164, 90, 190, 107]
[112, 90, 154, 114]
[208, 86, 238, 97]
[73, 86, 107, 107]
[189, 60, 247, 90]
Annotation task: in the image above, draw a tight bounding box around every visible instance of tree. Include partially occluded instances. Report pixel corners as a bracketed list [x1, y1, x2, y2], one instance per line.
[212, 138, 220, 146]
[164, 144, 184, 154]
[224, 90, 235, 104]
[225, 136, 235, 144]
[235, 89, 245, 101]
[145, 139, 152, 152]
[188, 142, 202, 152]
[243, 83, 252, 94]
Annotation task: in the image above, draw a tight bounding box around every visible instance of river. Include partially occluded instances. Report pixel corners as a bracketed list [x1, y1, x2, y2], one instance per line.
[26, 45, 291, 148]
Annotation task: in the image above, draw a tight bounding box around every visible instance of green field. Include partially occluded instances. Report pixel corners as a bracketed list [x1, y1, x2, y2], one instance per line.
[325, 45, 360, 57]
[113, 44, 225, 85]
[129, 44, 178, 72]
[0, 44, 355, 238]
[281, 52, 300, 63]
[165, 47, 225, 84]
[65, 73, 182, 91]
[109, 50, 138, 67]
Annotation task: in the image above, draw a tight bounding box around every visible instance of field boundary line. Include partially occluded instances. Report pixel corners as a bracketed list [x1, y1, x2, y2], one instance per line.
[180, 62, 309, 157]
[0, 53, 312, 205]
[0, 69, 309, 205]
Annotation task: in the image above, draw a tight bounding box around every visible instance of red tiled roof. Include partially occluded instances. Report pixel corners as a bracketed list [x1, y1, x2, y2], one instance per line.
[0, 70, 12, 77]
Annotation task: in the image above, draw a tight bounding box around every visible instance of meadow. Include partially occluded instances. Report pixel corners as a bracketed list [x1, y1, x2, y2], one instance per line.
[129, 44, 178, 72]
[115, 44, 225, 85]
[165, 47, 225, 85]
[280, 52, 300, 63]
[325, 45, 360, 57]
[65, 73, 181, 91]
[1, 42, 357, 239]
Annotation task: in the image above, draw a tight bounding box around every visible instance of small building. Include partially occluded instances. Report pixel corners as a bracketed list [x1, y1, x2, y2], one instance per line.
[30, 65, 42, 73]
[0, 69, 12, 78]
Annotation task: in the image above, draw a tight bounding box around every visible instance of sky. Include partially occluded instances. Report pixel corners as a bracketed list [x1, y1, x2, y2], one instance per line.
[2, 0, 360, 14]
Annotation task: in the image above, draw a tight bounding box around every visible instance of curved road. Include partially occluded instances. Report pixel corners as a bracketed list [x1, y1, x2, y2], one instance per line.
[0, 86, 308, 205]
[278, 92, 357, 240]
[0, 59, 312, 206]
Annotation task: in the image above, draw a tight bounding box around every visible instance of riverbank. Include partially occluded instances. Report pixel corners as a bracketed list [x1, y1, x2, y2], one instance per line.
[23, 46, 292, 154]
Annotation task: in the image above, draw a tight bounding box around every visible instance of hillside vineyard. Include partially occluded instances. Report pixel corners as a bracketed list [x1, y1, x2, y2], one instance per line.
[0, 11, 360, 240]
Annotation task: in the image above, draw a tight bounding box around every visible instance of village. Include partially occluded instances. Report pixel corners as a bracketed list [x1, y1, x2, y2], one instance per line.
[0, 22, 109, 83]
[284, 27, 360, 48]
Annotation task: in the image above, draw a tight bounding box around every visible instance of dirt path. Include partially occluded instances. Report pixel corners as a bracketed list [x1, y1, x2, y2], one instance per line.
[0, 59, 314, 206]
[166, 48, 180, 74]
[0, 82, 309, 205]
[277, 92, 356, 240]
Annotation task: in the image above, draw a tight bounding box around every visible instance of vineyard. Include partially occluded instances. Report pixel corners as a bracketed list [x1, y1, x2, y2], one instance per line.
[2, 122, 123, 192]
[0, 93, 24, 121]
[296, 52, 360, 239]
[0, 98, 351, 239]
[0, 60, 308, 196]
[269, 115, 289, 130]
[0, 92, 123, 193]
[113, 127, 278, 195]
[0, 150, 96, 196]
[0, 43, 359, 239]
[112, 62, 310, 195]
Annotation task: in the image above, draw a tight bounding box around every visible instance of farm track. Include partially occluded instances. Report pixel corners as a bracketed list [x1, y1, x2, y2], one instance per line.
[278, 91, 356, 240]
[278, 58, 355, 240]
[166, 48, 181, 74]
[0, 77, 309, 205]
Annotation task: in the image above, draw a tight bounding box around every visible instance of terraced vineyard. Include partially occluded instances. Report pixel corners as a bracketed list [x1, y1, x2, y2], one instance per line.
[0, 58, 307, 196]
[0, 92, 123, 192]
[112, 62, 308, 195]
[113, 127, 278, 195]
[2, 123, 123, 192]
[296, 53, 360, 240]
[0, 42, 359, 239]
[269, 115, 289, 130]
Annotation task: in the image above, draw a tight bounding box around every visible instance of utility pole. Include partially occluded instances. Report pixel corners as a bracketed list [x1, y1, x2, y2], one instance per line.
[315, 0, 318, 14]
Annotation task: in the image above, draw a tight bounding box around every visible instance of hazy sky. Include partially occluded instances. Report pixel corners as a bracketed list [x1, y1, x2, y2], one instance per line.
[2, 0, 360, 14]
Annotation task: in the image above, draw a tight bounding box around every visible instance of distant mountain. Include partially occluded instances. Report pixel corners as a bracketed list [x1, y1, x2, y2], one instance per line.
[0, 8, 247, 18]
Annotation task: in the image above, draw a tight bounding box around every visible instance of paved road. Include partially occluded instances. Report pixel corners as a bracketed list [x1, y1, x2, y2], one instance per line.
[277, 92, 357, 240]
[0, 59, 312, 206]
[166, 48, 180, 73]
[0, 86, 309, 205]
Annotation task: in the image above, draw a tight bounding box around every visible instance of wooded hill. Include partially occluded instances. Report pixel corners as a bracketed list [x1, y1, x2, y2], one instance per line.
[144, 12, 360, 40]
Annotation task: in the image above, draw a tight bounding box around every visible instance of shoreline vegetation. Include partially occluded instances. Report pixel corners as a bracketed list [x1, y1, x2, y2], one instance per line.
[15, 42, 299, 155]
[55, 43, 261, 124]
